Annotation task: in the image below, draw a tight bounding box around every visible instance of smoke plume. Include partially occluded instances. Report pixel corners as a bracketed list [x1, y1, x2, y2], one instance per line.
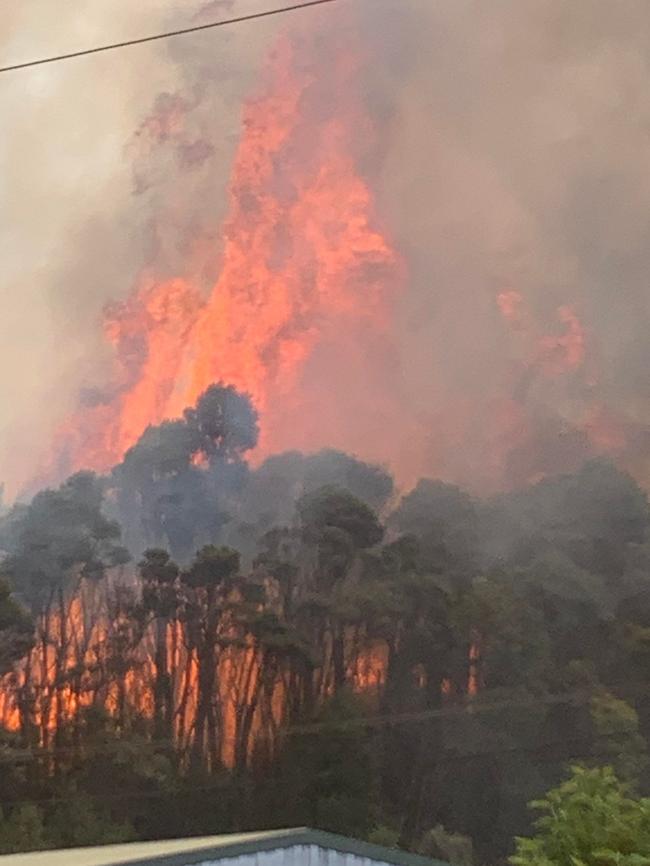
[2, 0, 650, 499]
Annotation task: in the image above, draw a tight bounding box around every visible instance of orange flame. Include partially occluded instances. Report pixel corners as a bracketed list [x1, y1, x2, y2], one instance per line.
[497, 289, 586, 376]
[0, 583, 478, 765]
[41, 33, 399, 483]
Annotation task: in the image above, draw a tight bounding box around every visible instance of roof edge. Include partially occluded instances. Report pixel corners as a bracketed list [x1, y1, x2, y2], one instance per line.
[118, 828, 449, 866]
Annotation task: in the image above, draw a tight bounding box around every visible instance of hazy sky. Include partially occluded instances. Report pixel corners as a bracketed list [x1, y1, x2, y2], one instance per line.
[2, 0, 650, 498]
[0, 0, 278, 495]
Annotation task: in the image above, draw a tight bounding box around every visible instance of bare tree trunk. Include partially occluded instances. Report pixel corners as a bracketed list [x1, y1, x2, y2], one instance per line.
[175, 641, 195, 756]
[153, 617, 173, 742]
[39, 597, 54, 751]
[233, 649, 263, 772]
[332, 623, 346, 694]
[53, 585, 68, 773]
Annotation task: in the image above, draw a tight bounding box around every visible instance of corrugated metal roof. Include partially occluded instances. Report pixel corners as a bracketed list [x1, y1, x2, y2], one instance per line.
[0, 828, 448, 866]
[0, 829, 298, 866]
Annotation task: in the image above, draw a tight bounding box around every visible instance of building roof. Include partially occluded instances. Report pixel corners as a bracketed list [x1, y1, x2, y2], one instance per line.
[0, 828, 449, 866]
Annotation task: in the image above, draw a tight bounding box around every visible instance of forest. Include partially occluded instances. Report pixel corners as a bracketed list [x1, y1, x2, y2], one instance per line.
[0, 383, 648, 862]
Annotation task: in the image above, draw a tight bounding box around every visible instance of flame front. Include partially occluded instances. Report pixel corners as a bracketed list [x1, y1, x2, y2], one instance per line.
[44, 35, 399, 482]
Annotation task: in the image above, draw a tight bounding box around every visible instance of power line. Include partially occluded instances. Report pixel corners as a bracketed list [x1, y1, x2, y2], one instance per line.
[283, 682, 650, 736]
[0, 725, 644, 809]
[0, 680, 647, 764]
[0, 0, 344, 75]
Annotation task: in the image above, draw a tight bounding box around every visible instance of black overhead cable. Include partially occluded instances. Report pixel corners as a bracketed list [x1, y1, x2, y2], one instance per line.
[0, 724, 644, 808]
[0, 678, 646, 764]
[0, 0, 344, 75]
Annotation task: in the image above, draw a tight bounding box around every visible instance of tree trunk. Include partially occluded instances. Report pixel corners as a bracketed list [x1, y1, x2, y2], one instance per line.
[153, 617, 172, 742]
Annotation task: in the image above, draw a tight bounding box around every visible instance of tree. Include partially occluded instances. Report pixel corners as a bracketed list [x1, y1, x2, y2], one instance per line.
[589, 691, 649, 783]
[0, 471, 128, 610]
[511, 765, 650, 866]
[0, 578, 33, 676]
[451, 571, 550, 694]
[139, 549, 180, 742]
[0, 472, 128, 747]
[0, 805, 47, 854]
[113, 384, 258, 560]
[297, 487, 383, 696]
[299, 485, 383, 585]
[114, 420, 202, 557]
[391, 480, 479, 586]
[302, 450, 394, 513]
[229, 449, 393, 557]
[182, 544, 241, 769]
[268, 690, 379, 838]
[184, 383, 259, 462]
[68, 712, 177, 842]
[46, 792, 135, 849]
[1, 451, 649, 861]
[493, 461, 649, 583]
[229, 452, 308, 551]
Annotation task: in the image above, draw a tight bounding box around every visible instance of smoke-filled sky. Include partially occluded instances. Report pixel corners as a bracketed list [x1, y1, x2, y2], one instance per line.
[2, 0, 650, 500]
[0, 0, 277, 496]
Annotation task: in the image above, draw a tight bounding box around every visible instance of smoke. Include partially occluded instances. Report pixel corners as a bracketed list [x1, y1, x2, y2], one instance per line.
[363, 0, 650, 491]
[0, 0, 284, 498]
[2, 0, 650, 498]
[1, 1, 166, 495]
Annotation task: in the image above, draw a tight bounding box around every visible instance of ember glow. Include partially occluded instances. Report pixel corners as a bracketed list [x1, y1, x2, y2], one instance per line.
[0, 582, 286, 767]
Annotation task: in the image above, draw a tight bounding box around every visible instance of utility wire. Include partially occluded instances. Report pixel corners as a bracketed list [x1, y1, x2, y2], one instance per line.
[0, 726, 644, 809]
[0, 0, 343, 75]
[283, 682, 650, 736]
[0, 681, 647, 764]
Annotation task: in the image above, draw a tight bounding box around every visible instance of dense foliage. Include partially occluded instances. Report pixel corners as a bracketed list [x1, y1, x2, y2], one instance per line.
[0, 385, 649, 860]
[511, 766, 650, 866]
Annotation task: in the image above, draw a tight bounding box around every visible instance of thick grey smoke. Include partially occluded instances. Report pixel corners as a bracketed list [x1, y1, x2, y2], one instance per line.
[2, 0, 650, 498]
[0, 0, 281, 498]
[362, 0, 650, 491]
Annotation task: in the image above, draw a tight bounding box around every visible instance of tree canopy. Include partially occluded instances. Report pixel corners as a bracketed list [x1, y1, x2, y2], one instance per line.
[1, 385, 649, 861]
[511, 766, 650, 866]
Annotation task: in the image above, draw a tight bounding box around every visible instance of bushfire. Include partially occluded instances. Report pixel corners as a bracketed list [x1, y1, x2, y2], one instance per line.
[0, 27, 407, 767]
[43, 33, 400, 486]
[2, 9, 646, 774]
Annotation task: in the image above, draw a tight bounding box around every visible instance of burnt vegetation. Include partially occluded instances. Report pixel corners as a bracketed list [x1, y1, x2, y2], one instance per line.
[0, 384, 649, 860]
